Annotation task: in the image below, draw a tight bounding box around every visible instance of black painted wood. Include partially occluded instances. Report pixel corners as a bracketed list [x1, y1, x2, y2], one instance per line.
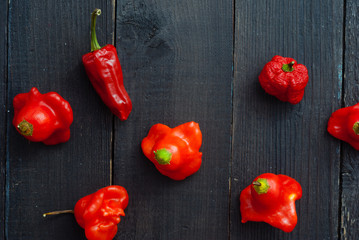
[113, 0, 233, 239]
[231, 0, 343, 239]
[341, 1, 359, 239]
[6, 2, 114, 239]
[2, 0, 359, 239]
[0, 0, 8, 239]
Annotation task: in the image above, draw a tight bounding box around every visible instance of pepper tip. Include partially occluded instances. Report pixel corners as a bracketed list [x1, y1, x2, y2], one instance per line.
[92, 8, 101, 16]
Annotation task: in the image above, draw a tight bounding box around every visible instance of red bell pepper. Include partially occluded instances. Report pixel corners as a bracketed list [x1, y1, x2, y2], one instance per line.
[240, 173, 302, 232]
[12, 87, 73, 145]
[327, 103, 359, 150]
[44, 185, 129, 240]
[259, 55, 309, 104]
[82, 9, 132, 120]
[141, 121, 203, 180]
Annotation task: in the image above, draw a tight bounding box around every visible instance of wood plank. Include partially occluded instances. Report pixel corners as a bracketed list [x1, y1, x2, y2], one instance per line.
[114, 0, 233, 239]
[0, 0, 8, 239]
[341, 0, 359, 239]
[6, 2, 114, 239]
[232, 0, 343, 239]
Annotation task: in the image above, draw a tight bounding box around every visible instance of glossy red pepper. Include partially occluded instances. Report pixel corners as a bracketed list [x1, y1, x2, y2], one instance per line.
[12, 87, 73, 145]
[141, 121, 202, 180]
[240, 173, 302, 232]
[74, 186, 129, 240]
[82, 9, 132, 121]
[259, 55, 309, 104]
[44, 185, 128, 240]
[327, 103, 359, 150]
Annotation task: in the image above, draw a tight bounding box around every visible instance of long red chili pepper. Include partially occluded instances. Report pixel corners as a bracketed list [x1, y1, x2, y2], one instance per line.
[43, 185, 129, 240]
[240, 173, 302, 232]
[12, 87, 73, 145]
[82, 9, 132, 120]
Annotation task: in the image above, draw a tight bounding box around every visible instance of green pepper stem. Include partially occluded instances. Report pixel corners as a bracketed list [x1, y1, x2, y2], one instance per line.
[43, 210, 74, 217]
[282, 61, 295, 72]
[154, 149, 172, 165]
[353, 122, 359, 135]
[17, 120, 33, 136]
[252, 178, 270, 194]
[252, 181, 261, 186]
[90, 8, 102, 52]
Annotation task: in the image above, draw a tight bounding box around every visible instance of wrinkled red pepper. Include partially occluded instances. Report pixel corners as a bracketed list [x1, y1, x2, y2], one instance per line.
[141, 121, 202, 180]
[74, 186, 129, 240]
[12, 87, 73, 145]
[240, 173, 302, 232]
[82, 9, 132, 120]
[327, 103, 359, 150]
[259, 55, 309, 104]
[44, 185, 128, 240]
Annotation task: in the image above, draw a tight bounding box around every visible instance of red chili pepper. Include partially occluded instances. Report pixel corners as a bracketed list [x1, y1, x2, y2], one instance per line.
[82, 9, 132, 121]
[259, 55, 309, 104]
[141, 121, 203, 180]
[43, 185, 129, 240]
[74, 186, 129, 240]
[240, 173, 302, 232]
[12, 87, 73, 145]
[327, 103, 359, 150]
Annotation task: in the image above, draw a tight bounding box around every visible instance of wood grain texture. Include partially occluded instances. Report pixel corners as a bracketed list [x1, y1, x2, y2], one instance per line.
[232, 0, 343, 239]
[341, 1, 359, 239]
[3, 1, 359, 239]
[0, 0, 8, 239]
[6, 1, 114, 239]
[113, 0, 233, 239]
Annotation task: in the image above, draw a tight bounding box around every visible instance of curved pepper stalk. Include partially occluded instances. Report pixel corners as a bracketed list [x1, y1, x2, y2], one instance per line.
[141, 121, 203, 180]
[240, 173, 302, 232]
[82, 8, 132, 121]
[12, 87, 73, 145]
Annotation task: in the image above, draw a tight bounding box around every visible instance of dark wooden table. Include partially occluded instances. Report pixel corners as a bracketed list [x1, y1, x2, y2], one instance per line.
[1, 0, 358, 239]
